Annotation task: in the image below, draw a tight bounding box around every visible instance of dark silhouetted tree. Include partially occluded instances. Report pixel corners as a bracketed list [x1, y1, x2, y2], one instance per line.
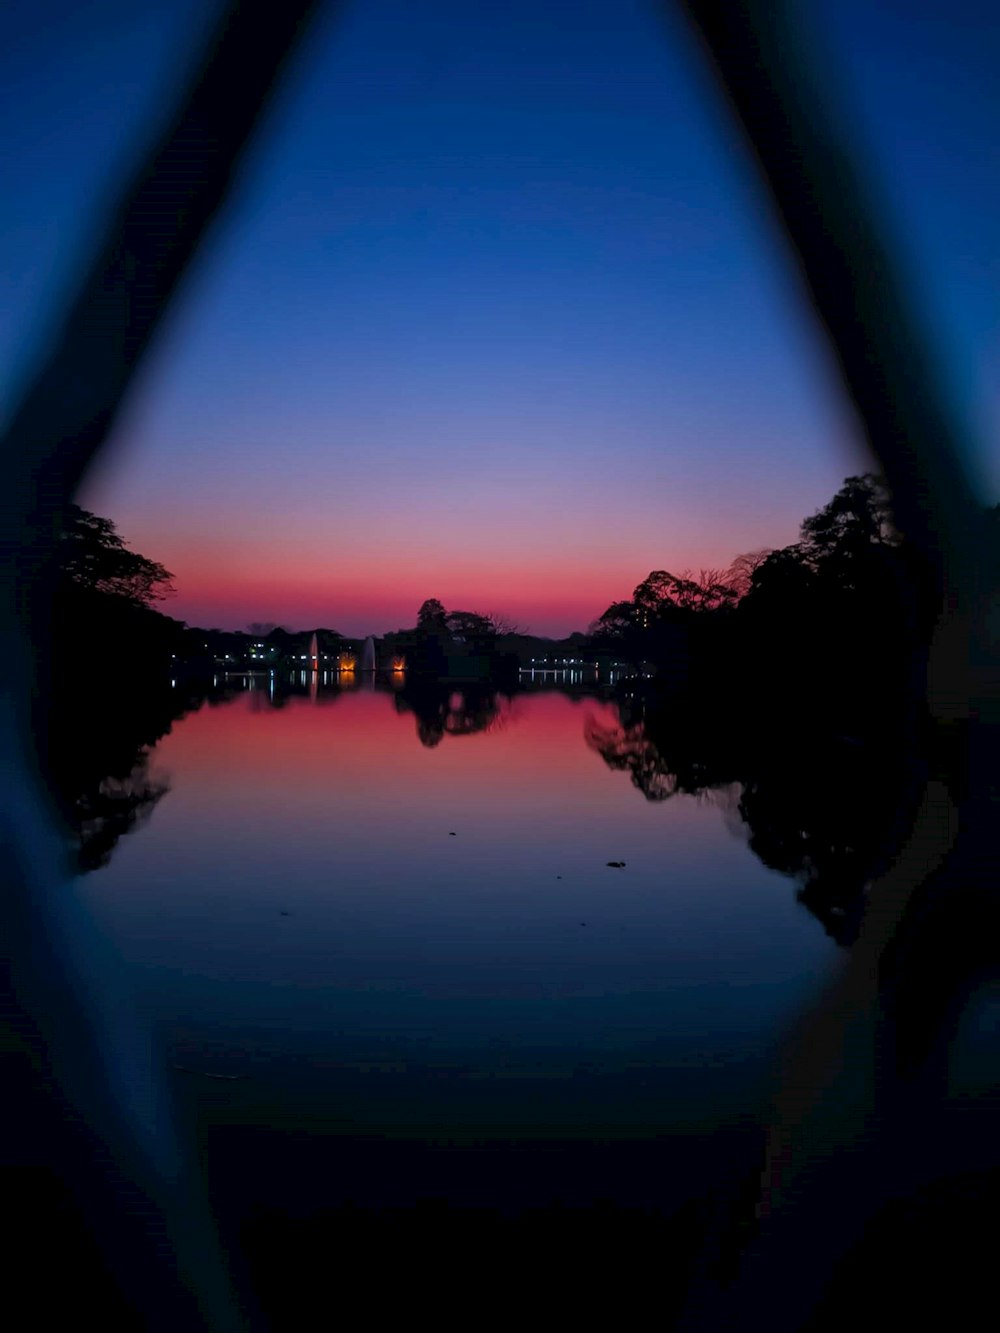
[59, 504, 174, 606]
[445, 610, 497, 652]
[417, 598, 448, 630]
[590, 599, 640, 640]
[798, 473, 895, 574]
[483, 611, 523, 636]
[726, 549, 773, 597]
[631, 569, 738, 618]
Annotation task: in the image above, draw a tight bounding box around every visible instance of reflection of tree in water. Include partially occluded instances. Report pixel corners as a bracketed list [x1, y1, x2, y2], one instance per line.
[738, 736, 920, 948]
[51, 676, 240, 874]
[74, 762, 170, 873]
[54, 699, 176, 874]
[57, 671, 354, 871]
[587, 692, 921, 948]
[584, 709, 741, 804]
[56, 648, 920, 939]
[393, 682, 517, 748]
[585, 718, 683, 802]
[243, 674, 347, 711]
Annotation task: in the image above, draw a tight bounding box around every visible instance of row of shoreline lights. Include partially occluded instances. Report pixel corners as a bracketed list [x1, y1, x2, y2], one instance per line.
[206, 651, 404, 669]
[527, 658, 619, 667]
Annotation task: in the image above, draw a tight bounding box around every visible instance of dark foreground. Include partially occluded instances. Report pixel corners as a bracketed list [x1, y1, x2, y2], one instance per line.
[9, 1053, 998, 1332]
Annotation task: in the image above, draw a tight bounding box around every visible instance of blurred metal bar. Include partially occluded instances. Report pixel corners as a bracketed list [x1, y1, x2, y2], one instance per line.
[676, 0, 981, 594]
[0, 2, 326, 1327]
[674, 2, 996, 1327]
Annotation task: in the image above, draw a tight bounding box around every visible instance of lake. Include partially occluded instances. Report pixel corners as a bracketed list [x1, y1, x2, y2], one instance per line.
[75, 678, 840, 1225]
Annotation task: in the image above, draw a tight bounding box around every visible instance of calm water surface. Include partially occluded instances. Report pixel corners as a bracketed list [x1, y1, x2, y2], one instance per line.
[79, 683, 837, 1148]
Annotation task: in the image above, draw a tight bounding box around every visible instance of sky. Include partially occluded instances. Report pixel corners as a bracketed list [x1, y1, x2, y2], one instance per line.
[2, 0, 997, 636]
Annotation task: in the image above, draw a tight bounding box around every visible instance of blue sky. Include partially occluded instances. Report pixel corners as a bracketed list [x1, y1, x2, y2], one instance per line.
[1, 0, 996, 632]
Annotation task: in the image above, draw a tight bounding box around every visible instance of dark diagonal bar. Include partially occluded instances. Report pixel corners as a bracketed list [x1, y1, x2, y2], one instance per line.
[1, 3, 326, 1329]
[675, 2, 997, 1328]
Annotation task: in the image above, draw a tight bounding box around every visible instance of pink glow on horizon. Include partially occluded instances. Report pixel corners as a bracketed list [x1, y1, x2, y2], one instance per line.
[135, 524, 791, 636]
[158, 566, 713, 636]
[81, 429, 811, 636]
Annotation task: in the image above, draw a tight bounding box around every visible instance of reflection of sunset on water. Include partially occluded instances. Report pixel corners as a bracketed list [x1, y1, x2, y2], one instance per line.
[170, 686, 619, 794]
[81, 684, 835, 1144]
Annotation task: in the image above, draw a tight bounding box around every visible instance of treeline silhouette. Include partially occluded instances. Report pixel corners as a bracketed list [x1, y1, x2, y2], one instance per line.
[49, 506, 263, 869]
[585, 686, 920, 947]
[589, 474, 940, 715]
[584, 473, 1000, 944]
